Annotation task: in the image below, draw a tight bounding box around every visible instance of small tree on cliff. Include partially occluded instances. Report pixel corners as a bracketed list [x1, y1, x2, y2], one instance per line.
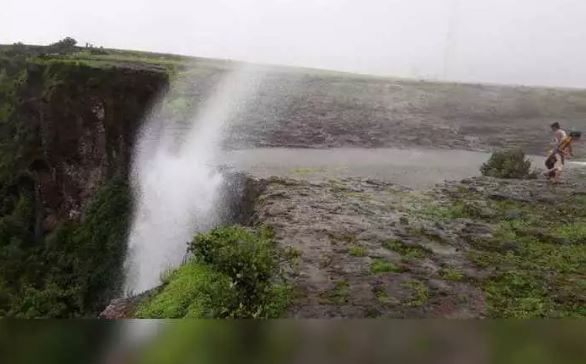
[48, 37, 78, 55]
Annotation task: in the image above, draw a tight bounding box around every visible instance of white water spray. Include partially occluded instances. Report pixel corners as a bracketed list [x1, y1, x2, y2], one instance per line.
[123, 66, 263, 294]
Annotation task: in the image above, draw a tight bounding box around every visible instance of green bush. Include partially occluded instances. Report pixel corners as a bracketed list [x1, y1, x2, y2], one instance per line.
[188, 226, 280, 311]
[138, 225, 292, 319]
[135, 262, 238, 319]
[47, 37, 78, 55]
[480, 149, 534, 179]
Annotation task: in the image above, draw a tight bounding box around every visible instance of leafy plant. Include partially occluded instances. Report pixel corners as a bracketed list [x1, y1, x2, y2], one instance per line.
[480, 149, 535, 179]
[47, 37, 78, 55]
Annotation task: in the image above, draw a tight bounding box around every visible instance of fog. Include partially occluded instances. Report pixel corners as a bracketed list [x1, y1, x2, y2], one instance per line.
[2, 0, 586, 88]
[124, 66, 264, 294]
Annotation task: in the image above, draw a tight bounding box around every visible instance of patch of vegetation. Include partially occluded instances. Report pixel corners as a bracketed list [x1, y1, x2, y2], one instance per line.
[420, 201, 466, 220]
[553, 222, 586, 244]
[349, 245, 367, 257]
[372, 286, 396, 306]
[419, 197, 493, 221]
[484, 271, 553, 319]
[469, 216, 586, 318]
[323, 280, 350, 305]
[327, 232, 358, 245]
[371, 259, 402, 274]
[135, 262, 237, 318]
[480, 149, 535, 179]
[383, 239, 430, 259]
[1, 39, 185, 76]
[137, 225, 293, 318]
[439, 267, 465, 282]
[418, 190, 582, 324]
[0, 179, 131, 317]
[46, 37, 78, 55]
[403, 280, 429, 307]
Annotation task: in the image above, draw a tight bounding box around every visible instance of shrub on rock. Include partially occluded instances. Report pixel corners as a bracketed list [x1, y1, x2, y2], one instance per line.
[135, 225, 292, 319]
[480, 149, 534, 179]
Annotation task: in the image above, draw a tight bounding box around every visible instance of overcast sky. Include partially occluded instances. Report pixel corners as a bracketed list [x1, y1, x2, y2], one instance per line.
[2, 0, 586, 88]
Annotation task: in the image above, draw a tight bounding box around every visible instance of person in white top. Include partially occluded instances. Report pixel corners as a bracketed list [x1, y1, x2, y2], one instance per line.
[545, 122, 577, 183]
[550, 122, 567, 146]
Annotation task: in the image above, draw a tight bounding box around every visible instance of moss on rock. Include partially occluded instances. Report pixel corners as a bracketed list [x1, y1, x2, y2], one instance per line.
[136, 225, 293, 319]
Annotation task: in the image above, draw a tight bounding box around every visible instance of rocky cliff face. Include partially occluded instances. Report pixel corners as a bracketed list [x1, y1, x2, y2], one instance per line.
[20, 62, 168, 230]
[0, 55, 168, 317]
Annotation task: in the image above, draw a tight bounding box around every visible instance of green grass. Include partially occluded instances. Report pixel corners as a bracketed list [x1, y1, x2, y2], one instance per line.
[420, 199, 492, 221]
[403, 280, 429, 307]
[414, 186, 586, 318]
[439, 267, 465, 282]
[371, 259, 402, 274]
[383, 239, 430, 259]
[484, 271, 553, 319]
[349, 245, 367, 257]
[553, 222, 586, 244]
[32, 49, 188, 74]
[470, 217, 586, 318]
[137, 225, 292, 319]
[137, 264, 291, 319]
[325, 280, 351, 305]
[395, 178, 586, 317]
[135, 262, 237, 319]
[373, 286, 396, 305]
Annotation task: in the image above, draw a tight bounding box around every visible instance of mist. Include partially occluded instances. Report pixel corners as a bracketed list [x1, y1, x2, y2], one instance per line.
[123, 66, 264, 294]
[2, 0, 586, 87]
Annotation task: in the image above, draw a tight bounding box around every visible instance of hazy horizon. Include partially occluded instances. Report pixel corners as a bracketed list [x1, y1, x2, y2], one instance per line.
[2, 0, 586, 88]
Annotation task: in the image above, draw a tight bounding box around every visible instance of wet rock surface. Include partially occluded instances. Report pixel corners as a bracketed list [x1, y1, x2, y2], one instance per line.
[250, 168, 586, 318]
[155, 63, 586, 157]
[99, 288, 159, 319]
[99, 297, 139, 319]
[223, 73, 586, 158]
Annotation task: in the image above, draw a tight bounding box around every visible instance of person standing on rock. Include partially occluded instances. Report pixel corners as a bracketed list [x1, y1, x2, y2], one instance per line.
[545, 130, 581, 184]
[545, 122, 567, 182]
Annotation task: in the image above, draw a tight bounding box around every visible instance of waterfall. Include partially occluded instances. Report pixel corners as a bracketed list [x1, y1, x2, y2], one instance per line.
[123, 65, 263, 294]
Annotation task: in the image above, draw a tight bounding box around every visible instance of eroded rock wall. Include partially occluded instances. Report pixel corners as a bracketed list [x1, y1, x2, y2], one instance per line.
[20, 62, 168, 229]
